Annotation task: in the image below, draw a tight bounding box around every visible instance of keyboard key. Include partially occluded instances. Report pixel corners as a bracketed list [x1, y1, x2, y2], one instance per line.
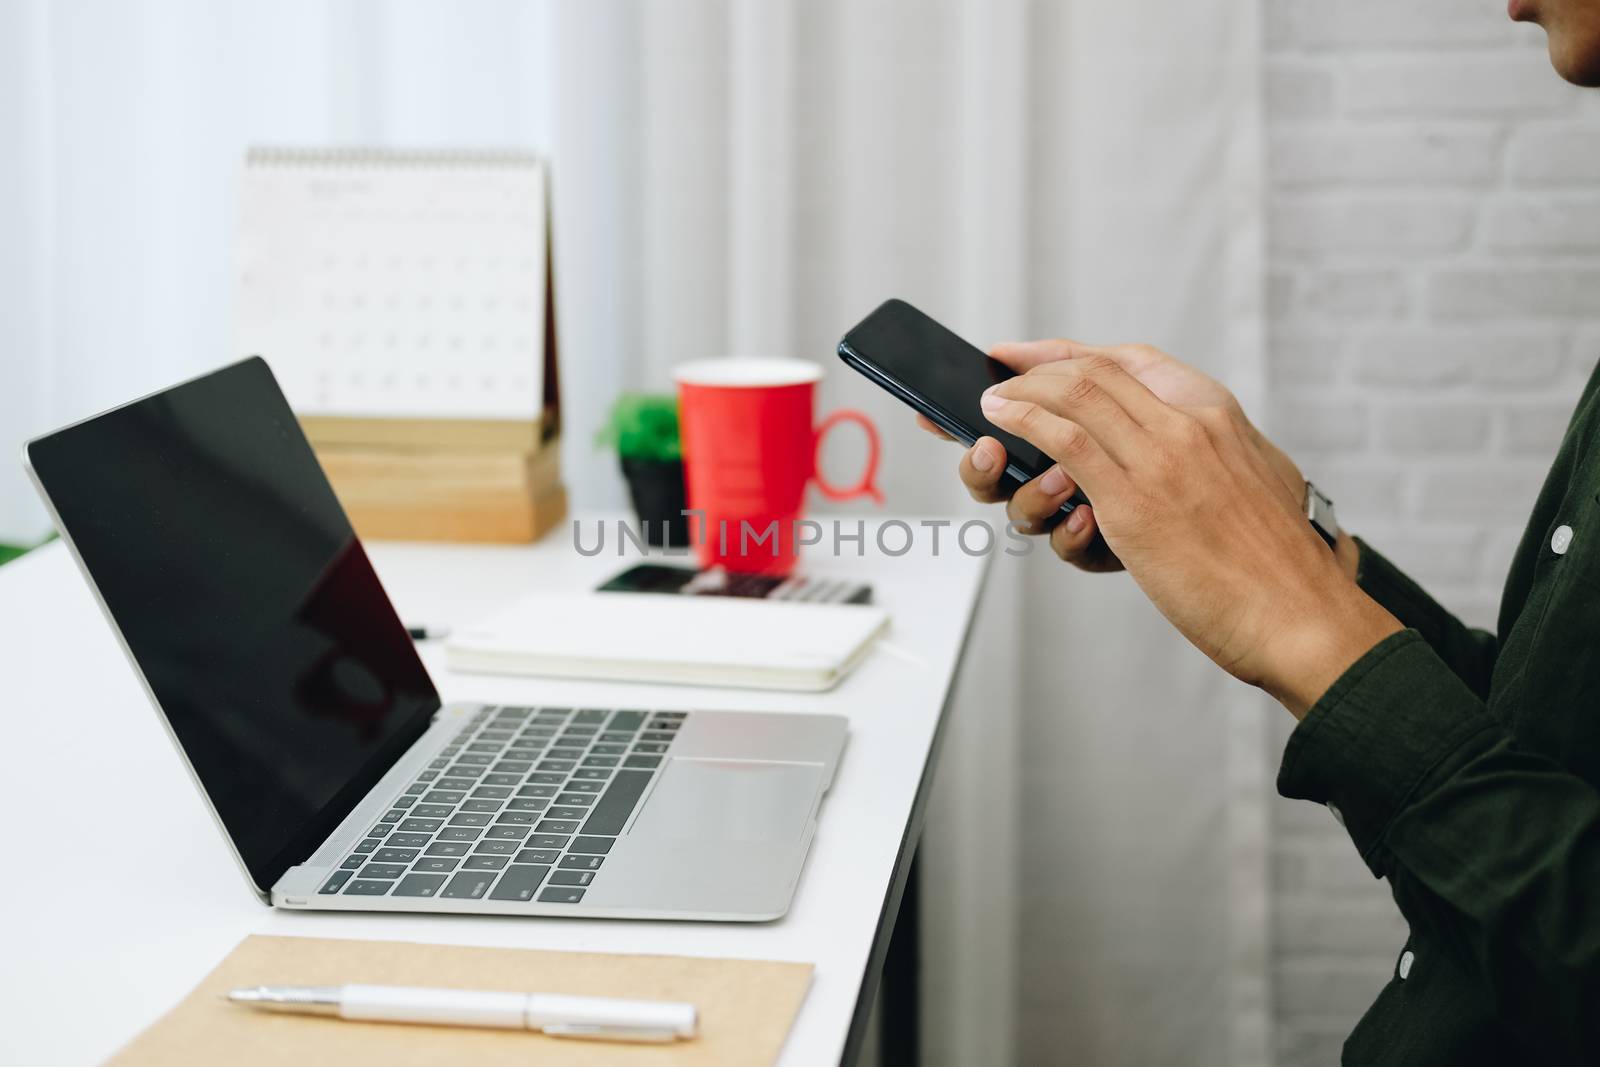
[448, 765, 485, 778]
[340, 855, 364, 870]
[590, 743, 626, 756]
[538, 886, 586, 904]
[393, 872, 447, 898]
[600, 732, 633, 744]
[640, 732, 675, 744]
[528, 772, 565, 785]
[484, 825, 530, 840]
[412, 804, 454, 819]
[404, 782, 428, 795]
[422, 791, 465, 805]
[378, 810, 403, 823]
[392, 795, 417, 808]
[536, 819, 580, 834]
[529, 834, 570, 849]
[623, 755, 663, 770]
[441, 871, 496, 899]
[559, 853, 604, 871]
[515, 848, 561, 865]
[413, 856, 460, 873]
[549, 870, 595, 887]
[517, 784, 558, 798]
[472, 839, 518, 855]
[438, 778, 476, 792]
[507, 798, 548, 812]
[536, 708, 570, 719]
[575, 709, 609, 724]
[555, 793, 595, 807]
[482, 773, 522, 786]
[425, 841, 471, 857]
[457, 753, 494, 765]
[582, 770, 652, 835]
[319, 870, 353, 894]
[387, 832, 430, 847]
[508, 739, 543, 751]
[429, 758, 449, 770]
[657, 711, 687, 720]
[494, 811, 538, 825]
[462, 799, 502, 813]
[489, 864, 550, 901]
[438, 826, 483, 841]
[563, 781, 604, 794]
[537, 759, 575, 772]
[610, 711, 647, 731]
[417, 770, 438, 782]
[545, 806, 587, 821]
[572, 768, 611, 781]
[344, 879, 392, 896]
[449, 812, 492, 827]
[467, 743, 502, 754]
[358, 863, 408, 879]
[631, 742, 669, 755]
[548, 747, 585, 760]
[368, 825, 390, 839]
[492, 761, 533, 774]
[398, 818, 442, 833]
[472, 786, 513, 799]
[463, 855, 509, 871]
[353, 838, 382, 854]
[568, 836, 614, 855]
[374, 848, 420, 864]
[647, 720, 681, 732]
[582, 756, 619, 769]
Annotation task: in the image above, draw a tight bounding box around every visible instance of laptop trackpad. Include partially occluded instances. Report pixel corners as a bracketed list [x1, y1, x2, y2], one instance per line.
[628, 759, 820, 843]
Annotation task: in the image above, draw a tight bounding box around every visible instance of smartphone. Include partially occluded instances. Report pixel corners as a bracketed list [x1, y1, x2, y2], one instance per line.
[597, 563, 873, 604]
[837, 298, 1086, 524]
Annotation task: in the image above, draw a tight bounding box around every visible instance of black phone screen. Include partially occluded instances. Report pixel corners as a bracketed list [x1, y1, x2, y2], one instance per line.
[838, 298, 1056, 478]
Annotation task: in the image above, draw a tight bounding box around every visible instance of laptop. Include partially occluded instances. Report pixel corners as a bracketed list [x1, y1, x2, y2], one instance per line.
[23, 357, 847, 920]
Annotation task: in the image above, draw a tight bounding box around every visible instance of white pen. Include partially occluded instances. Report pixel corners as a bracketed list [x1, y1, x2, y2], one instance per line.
[227, 984, 698, 1043]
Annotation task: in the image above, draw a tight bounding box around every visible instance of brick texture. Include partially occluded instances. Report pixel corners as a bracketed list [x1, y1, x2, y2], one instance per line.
[1264, 6, 1592, 1064]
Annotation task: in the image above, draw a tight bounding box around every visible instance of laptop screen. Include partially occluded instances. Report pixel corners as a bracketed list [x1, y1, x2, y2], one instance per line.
[26, 357, 440, 894]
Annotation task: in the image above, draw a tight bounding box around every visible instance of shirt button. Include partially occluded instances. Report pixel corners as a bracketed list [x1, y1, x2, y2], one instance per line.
[1398, 950, 1414, 980]
[1552, 525, 1574, 555]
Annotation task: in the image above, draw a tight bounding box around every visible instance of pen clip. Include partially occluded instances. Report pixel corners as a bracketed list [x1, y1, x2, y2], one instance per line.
[541, 1023, 679, 1043]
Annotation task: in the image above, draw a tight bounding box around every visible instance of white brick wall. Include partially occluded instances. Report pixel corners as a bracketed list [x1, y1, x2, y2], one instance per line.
[1263, 3, 1595, 1064]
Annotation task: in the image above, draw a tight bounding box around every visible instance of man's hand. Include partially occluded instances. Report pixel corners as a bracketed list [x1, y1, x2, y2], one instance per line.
[921, 339, 1315, 572]
[976, 355, 1398, 717]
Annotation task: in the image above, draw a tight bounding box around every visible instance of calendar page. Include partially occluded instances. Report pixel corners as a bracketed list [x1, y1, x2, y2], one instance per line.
[236, 149, 548, 421]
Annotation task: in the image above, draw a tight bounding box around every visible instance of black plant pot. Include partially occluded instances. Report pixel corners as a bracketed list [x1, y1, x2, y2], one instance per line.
[620, 457, 690, 547]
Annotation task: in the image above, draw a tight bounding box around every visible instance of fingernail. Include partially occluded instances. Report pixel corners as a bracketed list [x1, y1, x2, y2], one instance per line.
[971, 444, 995, 472]
[980, 392, 1007, 414]
[1040, 466, 1068, 496]
[1066, 507, 1087, 533]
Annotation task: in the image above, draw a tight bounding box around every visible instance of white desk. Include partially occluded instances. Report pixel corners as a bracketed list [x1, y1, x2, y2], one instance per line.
[0, 518, 987, 1066]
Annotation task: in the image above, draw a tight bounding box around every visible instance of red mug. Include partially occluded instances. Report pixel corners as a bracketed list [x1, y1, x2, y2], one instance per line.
[674, 357, 882, 574]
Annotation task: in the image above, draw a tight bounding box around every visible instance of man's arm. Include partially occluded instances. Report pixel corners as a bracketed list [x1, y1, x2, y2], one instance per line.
[1280, 630, 1600, 1060]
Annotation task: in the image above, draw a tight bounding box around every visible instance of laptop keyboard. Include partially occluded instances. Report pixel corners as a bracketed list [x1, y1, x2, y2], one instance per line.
[314, 706, 684, 905]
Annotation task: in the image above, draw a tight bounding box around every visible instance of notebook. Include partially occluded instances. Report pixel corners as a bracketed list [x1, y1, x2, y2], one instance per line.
[235, 148, 554, 423]
[109, 934, 814, 1067]
[447, 592, 890, 692]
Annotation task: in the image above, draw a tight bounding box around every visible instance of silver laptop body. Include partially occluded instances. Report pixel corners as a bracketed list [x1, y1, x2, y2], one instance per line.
[24, 357, 846, 921]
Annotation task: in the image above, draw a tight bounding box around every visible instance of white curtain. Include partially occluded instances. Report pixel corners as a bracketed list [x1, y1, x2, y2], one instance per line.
[0, 2, 1269, 1064]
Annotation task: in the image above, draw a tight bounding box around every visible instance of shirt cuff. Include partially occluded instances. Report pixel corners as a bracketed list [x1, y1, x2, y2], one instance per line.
[1276, 629, 1500, 875]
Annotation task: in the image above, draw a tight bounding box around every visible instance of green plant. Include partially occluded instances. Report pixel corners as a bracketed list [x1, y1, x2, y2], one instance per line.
[595, 393, 682, 463]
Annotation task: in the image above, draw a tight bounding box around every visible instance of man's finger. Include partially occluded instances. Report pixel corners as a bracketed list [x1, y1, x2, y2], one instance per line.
[978, 394, 1123, 499]
[915, 414, 955, 441]
[989, 338, 1104, 372]
[985, 367, 1147, 469]
[1024, 354, 1176, 431]
[1006, 464, 1078, 533]
[1049, 505, 1120, 572]
[959, 436, 1010, 504]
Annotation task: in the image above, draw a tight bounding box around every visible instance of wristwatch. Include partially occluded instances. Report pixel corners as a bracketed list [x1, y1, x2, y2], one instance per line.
[1304, 480, 1340, 549]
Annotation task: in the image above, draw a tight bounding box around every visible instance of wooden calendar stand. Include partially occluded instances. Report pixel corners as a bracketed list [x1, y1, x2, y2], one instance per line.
[236, 149, 568, 544]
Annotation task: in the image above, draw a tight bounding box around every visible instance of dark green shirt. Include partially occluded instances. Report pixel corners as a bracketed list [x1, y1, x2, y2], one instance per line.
[1278, 359, 1600, 1065]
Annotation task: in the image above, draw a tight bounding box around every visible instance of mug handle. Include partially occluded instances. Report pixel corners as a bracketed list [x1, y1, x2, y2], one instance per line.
[813, 409, 884, 504]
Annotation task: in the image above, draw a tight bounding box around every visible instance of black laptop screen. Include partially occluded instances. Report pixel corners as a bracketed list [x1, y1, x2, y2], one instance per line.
[26, 357, 440, 894]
